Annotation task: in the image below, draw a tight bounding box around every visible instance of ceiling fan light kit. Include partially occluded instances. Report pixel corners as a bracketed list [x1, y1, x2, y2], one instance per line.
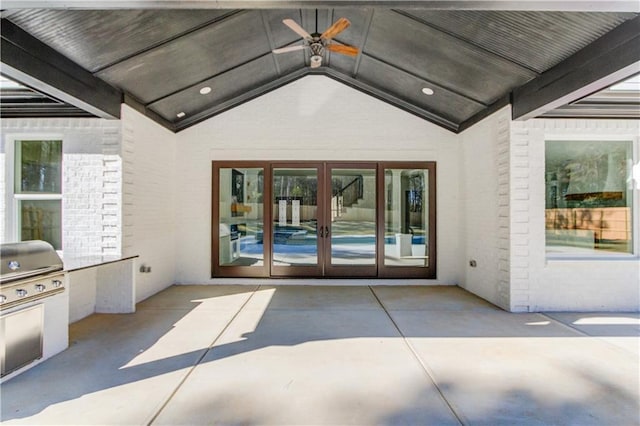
[310, 55, 323, 68]
[273, 16, 359, 69]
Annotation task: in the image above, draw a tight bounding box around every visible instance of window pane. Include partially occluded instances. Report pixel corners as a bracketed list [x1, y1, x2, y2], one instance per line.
[384, 168, 430, 266]
[545, 140, 633, 254]
[16, 140, 62, 194]
[218, 168, 265, 266]
[19, 200, 62, 250]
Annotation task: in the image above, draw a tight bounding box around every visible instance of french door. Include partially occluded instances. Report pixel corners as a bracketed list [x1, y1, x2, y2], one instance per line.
[212, 161, 436, 279]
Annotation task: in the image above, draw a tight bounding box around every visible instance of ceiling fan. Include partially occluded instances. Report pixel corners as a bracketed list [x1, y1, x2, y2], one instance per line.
[272, 15, 359, 68]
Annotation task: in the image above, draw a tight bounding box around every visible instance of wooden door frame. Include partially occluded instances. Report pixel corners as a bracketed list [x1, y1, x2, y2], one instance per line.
[376, 162, 437, 279]
[211, 161, 437, 279]
[211, 161, 271, 278]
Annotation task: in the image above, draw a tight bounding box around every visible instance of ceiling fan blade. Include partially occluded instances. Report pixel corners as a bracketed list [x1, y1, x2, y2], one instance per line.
[321, 17, 351, 40]
[326, 44, 359, 57]
[272, 45, 306, 54]
[283, 19, 312, 40]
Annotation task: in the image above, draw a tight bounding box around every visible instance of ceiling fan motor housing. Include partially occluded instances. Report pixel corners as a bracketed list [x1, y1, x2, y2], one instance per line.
[309, 38, 325, 68]
[274, 17, 357, 69]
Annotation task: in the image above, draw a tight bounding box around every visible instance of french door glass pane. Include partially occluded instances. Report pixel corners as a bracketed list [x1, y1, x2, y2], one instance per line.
[218, 167, 264, 266]
[272, 168, 318, 266]
[330, 168, 376, 265]
[384, 168, 430, 267]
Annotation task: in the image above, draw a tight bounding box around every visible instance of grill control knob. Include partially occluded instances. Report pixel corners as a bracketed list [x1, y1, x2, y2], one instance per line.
[35, 284, 46, 292]
[52, 280, 62, 288]
[0, 295, 6, 303]
[16, 289, 28, 298]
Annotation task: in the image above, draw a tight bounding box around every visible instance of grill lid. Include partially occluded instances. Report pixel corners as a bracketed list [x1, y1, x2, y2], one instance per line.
[1, 240, 63, 283]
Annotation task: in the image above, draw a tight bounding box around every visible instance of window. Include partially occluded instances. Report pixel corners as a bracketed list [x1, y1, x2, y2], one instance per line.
[545, 140, 634, 255]
[14, 140, 63, 250]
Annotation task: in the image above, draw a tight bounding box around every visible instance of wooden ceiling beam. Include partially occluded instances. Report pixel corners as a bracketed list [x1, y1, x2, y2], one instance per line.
[512, 15, 640, 120]
[1, 19, 122, 119]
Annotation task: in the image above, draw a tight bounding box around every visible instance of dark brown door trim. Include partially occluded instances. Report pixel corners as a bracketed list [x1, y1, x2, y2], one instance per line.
[212, 161, 271, 278]
[212, 161, 436, 279]
[376, 162, 437, 279]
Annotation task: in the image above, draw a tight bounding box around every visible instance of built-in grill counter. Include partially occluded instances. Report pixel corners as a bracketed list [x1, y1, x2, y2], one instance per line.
[0, 241, 68, 382]
[63, 254, 138, 323]
[1, 241, 139, 382]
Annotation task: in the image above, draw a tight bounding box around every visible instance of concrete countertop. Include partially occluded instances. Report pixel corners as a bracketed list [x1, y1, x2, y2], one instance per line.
[63, 254, 139, 272]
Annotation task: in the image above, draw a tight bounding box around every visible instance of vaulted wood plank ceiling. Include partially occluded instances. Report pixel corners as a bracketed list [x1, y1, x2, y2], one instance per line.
[1, 4, 639, 132]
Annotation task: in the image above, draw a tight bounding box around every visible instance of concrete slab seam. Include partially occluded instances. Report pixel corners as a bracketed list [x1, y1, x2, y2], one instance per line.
[368, 286, 467, 426]
[539, 312, 640, 359]
[144, 285, 261, 426]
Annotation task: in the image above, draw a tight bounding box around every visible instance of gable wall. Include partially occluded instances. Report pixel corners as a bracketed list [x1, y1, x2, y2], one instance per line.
[174, 76, 462, 285]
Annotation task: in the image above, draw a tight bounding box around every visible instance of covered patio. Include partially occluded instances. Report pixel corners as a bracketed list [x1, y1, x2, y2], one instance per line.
[2, 285, 638, 425]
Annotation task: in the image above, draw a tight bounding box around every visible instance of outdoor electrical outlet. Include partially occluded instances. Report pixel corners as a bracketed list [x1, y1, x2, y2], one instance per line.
[469, 260, 477, 267]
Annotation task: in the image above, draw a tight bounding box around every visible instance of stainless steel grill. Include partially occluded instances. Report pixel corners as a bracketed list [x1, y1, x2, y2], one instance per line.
[1, 241, 65, 309]
[1, 240, 63, 283]
[1, 240, 66, 379]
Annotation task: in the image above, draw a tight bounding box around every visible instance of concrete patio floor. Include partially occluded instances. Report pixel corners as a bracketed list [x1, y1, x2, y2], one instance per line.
[1, 285, 638, 425]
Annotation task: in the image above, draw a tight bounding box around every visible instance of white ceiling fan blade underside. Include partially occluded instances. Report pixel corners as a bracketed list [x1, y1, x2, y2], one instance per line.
[282, 18, 312, 40]
[272, 45, 307, 54]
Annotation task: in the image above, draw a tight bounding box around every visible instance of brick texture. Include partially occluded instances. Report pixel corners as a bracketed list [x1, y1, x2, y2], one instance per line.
[1, 118, 122, 257]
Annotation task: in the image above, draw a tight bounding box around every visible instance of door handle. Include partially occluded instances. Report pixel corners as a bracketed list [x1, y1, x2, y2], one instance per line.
[318, 226, 330, 238]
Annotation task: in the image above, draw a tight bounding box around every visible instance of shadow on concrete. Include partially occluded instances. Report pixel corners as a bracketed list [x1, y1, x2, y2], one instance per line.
[1, 285, 638, 424]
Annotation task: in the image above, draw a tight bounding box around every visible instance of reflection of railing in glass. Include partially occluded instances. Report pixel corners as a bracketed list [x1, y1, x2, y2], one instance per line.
[331, 176, 363, 219]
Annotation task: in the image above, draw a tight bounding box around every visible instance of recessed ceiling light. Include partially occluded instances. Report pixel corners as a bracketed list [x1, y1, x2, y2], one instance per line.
[422, 87, 434, 96]
[176, 112, 186, 118]
[199, 86, 212, 95]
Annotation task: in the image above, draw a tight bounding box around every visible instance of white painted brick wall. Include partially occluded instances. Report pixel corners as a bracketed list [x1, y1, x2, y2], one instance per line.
[2, 82, 636, 313]
[121, 105, 177, 303]
[511, 119, 640, 312]
[459, 106, 511, 310]
[1, 118, 122, 257]
[509, 122, 531, 312]
[175, 75, 461, 285]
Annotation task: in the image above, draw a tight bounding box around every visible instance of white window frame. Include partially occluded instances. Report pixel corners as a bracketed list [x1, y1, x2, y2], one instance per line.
[5, 134, 64, 248]
[544, 134, 639, 260]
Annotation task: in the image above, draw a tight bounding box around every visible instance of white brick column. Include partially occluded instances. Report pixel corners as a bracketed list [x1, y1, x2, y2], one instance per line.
[510, 123, 533, 312]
